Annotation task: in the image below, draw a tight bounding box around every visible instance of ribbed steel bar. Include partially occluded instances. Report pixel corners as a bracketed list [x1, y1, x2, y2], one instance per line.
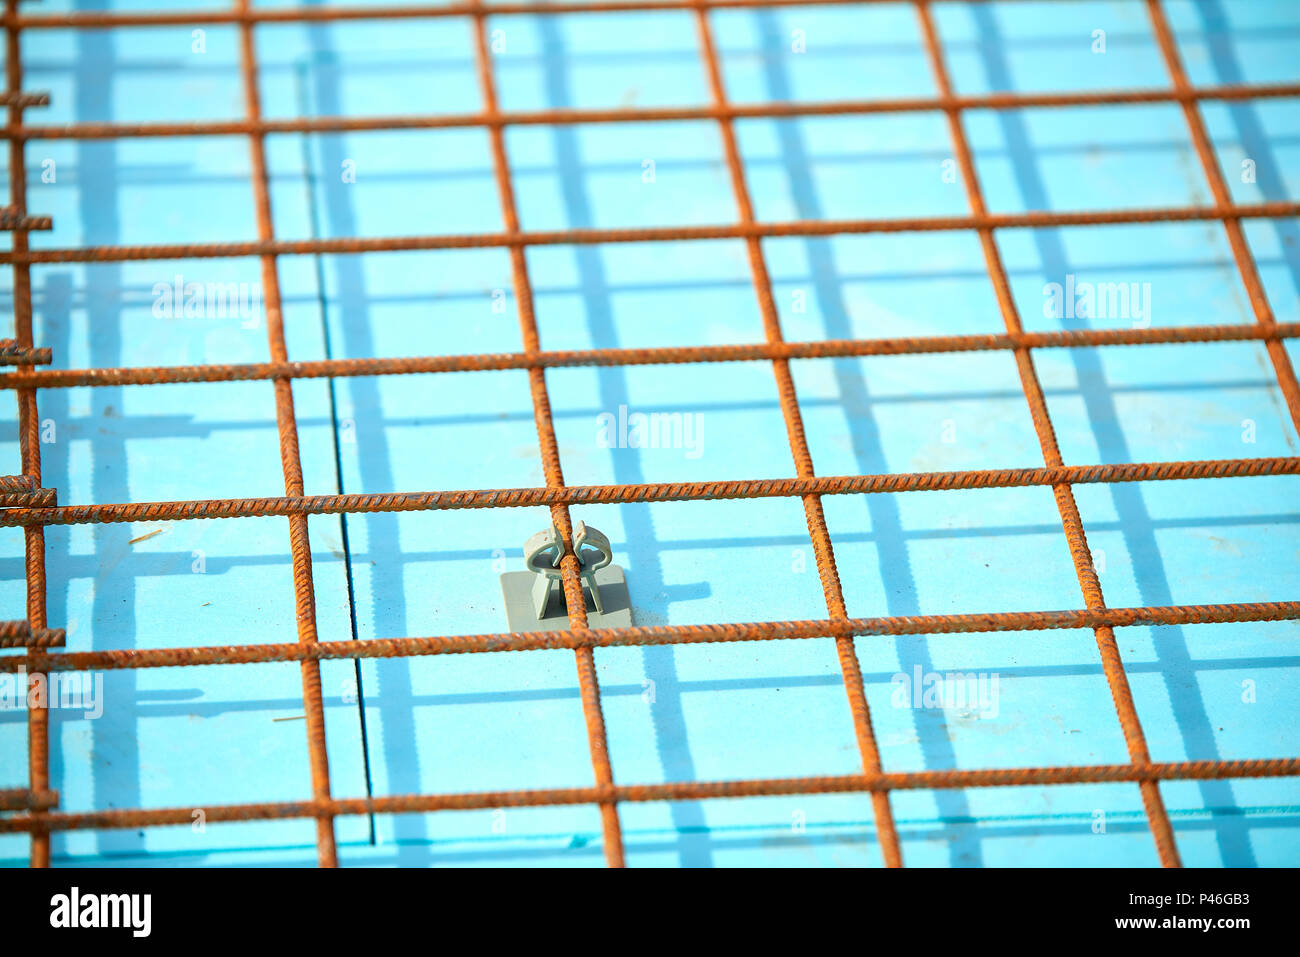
[0, 788, 58, 812]
[0, 488, 55, 507]
[0, 91, 46, 108]
[5, 0, 49, 870]
[915, 0, 1182, 866]
[0, 340, 51, 365]
[0, 620, 65, 648]
[6, 321, 1300, 392]
[471, 2, 625, 866]
[235, 0, 337, 867]
[6, 81, 1298, 141]
[0, 456, 1290, 528]
[0, 633, 65, 649]
[2, 201, 1297, 266]
[2, 759, 1297, 837]
[4, 600, 1295, 674]
[0, 0, 1084, 30]
[0, 213, 47, 230]
[694, 4, 902, 866]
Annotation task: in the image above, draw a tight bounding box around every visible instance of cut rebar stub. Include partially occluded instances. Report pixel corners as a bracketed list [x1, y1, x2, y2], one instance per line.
[0, 623, 66, 649]
[0, 788, 59, 813]
[501, 521, 632, 632]
[0, 486, 55, 508]
[0, 340, 54, 366]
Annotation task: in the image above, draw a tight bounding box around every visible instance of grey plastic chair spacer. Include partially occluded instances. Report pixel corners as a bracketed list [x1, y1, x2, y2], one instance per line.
[522, 520, 613, 619]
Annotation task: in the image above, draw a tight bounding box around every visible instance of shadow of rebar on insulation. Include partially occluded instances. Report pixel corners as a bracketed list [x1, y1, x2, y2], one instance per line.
[301, 7, 423, 860]
[70, 5, 145, 862]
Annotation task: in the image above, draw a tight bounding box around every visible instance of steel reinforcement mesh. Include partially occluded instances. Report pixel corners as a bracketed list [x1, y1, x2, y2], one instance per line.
[0, 0, 1298, 868]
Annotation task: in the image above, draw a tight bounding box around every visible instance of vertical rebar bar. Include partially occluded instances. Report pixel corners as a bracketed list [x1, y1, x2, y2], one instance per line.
[914, 0, 1182, 866]
[470, 3, 627, 866]
[236, 0, 339, 867]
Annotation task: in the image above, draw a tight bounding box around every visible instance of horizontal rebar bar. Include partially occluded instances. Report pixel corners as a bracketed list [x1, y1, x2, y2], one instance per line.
[0, 627, 65, 649]
[0, 212, 47, 231]
[0, 788, 58, 812]
[2, 759, 1295, 834]
[8, 81, 1298, 141]
[0, 619, 32, 640]
[3, 322, 1297, 391]
[0, 456, 1290, 528]
[0, 488, 54, 508]
[3, 600, 1295, 674]
[0, 0, 1081, 30]
[0, 91, 46, 109]
[0, 341, 51, 365]
[2, 201, 1296, 266]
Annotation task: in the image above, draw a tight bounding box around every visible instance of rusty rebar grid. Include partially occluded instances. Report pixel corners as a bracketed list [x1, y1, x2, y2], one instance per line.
[0, 0, 1297, 869]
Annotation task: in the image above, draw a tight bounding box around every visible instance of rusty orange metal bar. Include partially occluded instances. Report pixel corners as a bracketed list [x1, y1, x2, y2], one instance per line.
[0, 788, 58, 812]
[0, 457, 1293, 528]
[694, 3, 903, 866]
[470, 1, 626, 866]
[0, 620, 65, 648]
[2, 760, 1298, 837]
[913, 0, 1183, 865]
[3, 321, 1300, 391]
[2, 600, 1297, 674]
[5, 81, 1298, 141]
[235, 0, 338, 867]
[4, 0, 50, 869]
[1, 201, 1297, 266]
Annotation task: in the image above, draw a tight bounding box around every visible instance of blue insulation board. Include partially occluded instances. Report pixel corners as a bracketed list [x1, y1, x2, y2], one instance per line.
[0, 0, 1298, 867]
